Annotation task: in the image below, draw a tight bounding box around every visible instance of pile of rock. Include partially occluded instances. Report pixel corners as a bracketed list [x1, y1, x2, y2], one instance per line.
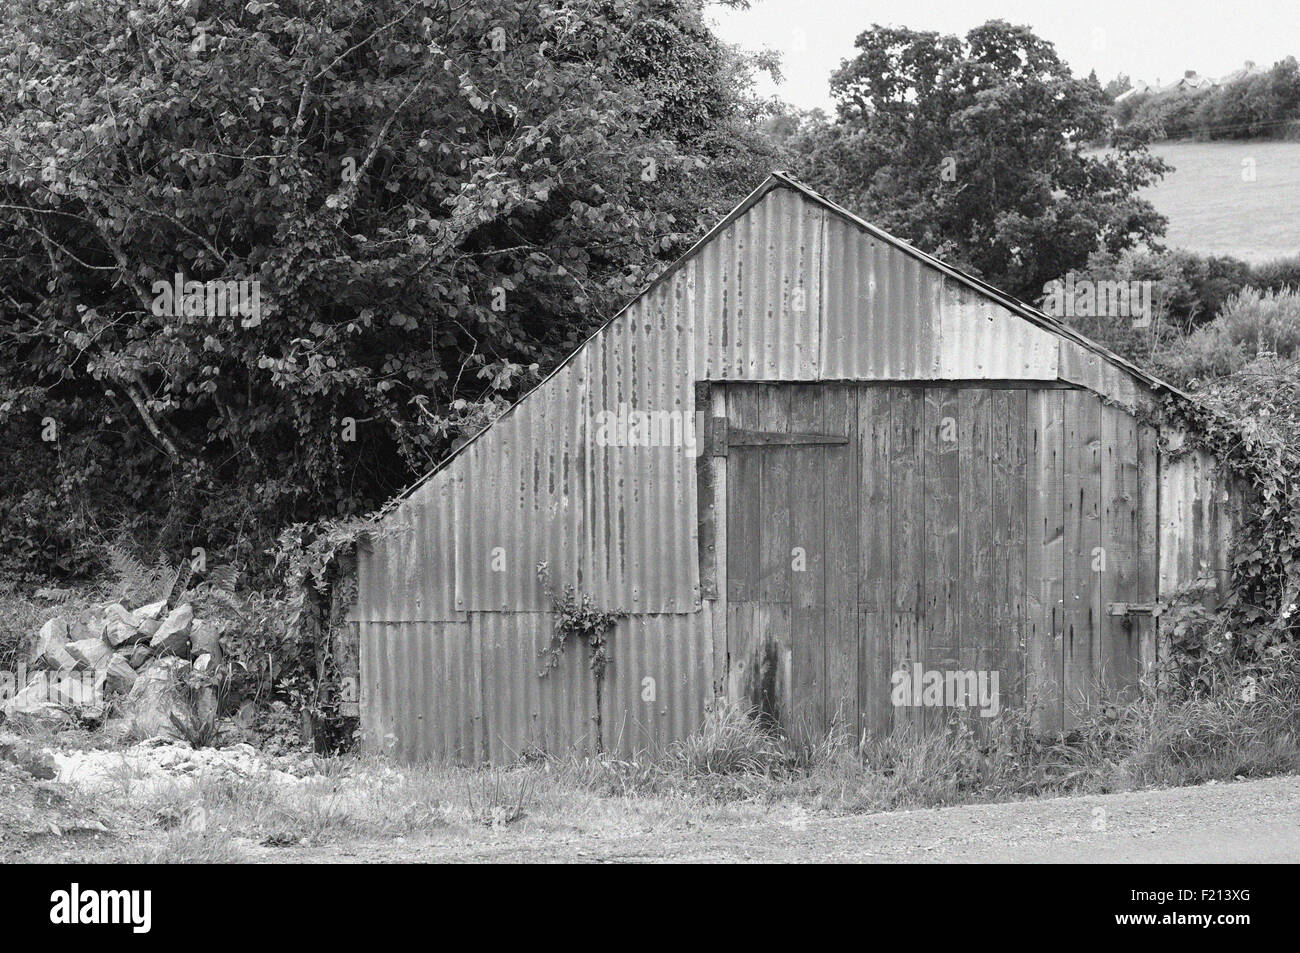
[51, 739, 308, 796]
[2, 600, 224, 738]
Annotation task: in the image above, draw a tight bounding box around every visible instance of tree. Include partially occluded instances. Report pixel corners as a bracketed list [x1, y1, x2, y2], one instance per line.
[1103, 72, 1132, 101]
[0, 0, 784, 575]
[791, 20, 1170, 301]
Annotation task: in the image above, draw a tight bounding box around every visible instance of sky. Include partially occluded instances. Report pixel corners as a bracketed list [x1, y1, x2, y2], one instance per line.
[710, 0, 1300, 112]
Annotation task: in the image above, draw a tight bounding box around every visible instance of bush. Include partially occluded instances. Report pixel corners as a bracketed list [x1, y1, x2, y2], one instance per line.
[1155, 287, 1300, 384]
[1114, 57, 1300, 141]
[1045, 248, 1263, 369]
[1250, 255, 1300, 295]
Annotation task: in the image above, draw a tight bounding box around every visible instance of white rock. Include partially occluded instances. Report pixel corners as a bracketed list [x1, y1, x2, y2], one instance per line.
[32, 619, 78, 671]
[149, 604, 193, 658]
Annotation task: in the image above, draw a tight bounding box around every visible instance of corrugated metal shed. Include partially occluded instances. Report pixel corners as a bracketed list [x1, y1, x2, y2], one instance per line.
[349, 172, 1244, 763]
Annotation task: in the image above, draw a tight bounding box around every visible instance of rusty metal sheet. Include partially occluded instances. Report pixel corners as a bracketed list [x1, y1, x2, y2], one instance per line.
[358, 612, 712, 763]
[456, 356, 588, 613]
[358, 620, 483, 763]
[600, 609, 715, 758]
[820, 213, 1060, 381]
[693, 186, 823, 380]
[349, 471, 460, 623]
[584, 281, 702, 613]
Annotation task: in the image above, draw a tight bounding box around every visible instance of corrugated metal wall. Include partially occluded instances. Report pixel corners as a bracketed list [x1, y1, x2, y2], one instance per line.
[352, 182, 1135, 625]
[359, 611, 713, 762]
[819, 215, 1062, 380]
[693, 187, 824, 379]
[351, 177, 1244, 762]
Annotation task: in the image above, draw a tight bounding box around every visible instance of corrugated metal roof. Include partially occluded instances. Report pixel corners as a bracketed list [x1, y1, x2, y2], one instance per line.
[384, 171, 1185, 516]
[767, 171, 1189, 402]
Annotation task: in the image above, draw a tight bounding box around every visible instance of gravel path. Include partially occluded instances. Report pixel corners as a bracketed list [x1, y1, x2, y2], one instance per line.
[272, 773, 1300, 863]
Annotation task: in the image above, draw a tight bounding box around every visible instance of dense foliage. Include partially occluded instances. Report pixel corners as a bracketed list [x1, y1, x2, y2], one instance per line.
[1048, 249, 1300, 367]
[787, 20, 1170, 300]
[1114, 57, 1300, 140]
[0, 0, 783, 577]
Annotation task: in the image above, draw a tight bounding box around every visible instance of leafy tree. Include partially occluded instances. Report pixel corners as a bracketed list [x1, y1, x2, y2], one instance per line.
[0, 0, 782, 576]
[1118, 57, 1300, 141]
[791, 20, 1170, 300]
[1103, 72, 1132, 101]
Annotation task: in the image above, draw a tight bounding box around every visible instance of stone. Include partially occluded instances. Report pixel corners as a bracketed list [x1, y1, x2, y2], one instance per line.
[133, 600, 168, 623]
[189, 619, 223, 664]
[99, 655, 138, 695]
[127, 643, 153, 669]
[0, 736, 57, 779]
[149, 604, 193, 658]
[66, 638, 113, 671]
[67, 619, 103, 641]
[122, 658, 194, 739]
[2, 670, 103, 719]
[104, 604, 147, 648]
[32, 619, 78, 671]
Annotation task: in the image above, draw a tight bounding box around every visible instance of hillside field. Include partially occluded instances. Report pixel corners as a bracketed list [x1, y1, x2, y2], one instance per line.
[1138, 141, 1300, 264]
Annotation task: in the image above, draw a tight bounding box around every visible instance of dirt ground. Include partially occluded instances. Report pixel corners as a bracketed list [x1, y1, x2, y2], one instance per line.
[19, 771, 1292, 864]
[266, 773, 1298, 863]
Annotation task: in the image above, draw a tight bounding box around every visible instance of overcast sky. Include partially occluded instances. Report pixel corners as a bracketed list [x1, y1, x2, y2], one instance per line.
[710, 0, 1300, 111]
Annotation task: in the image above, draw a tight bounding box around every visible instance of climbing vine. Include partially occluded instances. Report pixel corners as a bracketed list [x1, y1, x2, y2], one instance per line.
[273, 515, 389, 750]
[1145, 368, 1300, 680]
[535, 562, 625, 680]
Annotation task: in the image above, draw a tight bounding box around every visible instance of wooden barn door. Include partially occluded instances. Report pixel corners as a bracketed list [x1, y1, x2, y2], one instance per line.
[720, 383, 1154, 740]
[724, 384, 858, 741]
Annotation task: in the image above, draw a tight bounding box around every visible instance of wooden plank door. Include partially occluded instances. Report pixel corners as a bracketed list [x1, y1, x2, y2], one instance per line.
[725, 384, 857, 741]
[720, 383, 1149, 739]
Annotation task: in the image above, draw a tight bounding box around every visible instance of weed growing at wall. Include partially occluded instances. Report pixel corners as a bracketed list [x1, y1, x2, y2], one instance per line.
[535, 562, 624, 680]
[1152, 361, 1300, 684]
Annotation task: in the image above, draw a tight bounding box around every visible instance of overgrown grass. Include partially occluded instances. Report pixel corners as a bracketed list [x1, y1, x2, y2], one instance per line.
[552, 655, 1300, 813]
[11, 643, 1299, 861]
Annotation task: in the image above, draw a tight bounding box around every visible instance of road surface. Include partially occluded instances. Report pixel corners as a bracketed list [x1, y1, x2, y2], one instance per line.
[274, 773, 1300, 863]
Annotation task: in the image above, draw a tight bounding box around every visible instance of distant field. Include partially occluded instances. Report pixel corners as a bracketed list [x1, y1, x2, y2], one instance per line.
[1138, 141, 1300, 264]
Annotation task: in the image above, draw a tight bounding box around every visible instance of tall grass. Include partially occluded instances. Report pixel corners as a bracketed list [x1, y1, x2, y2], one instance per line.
[558, 654, 1300, 813]
[15, 647, 1299, 861]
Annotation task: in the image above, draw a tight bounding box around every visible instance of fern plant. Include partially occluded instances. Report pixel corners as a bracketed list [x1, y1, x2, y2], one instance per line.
[104, 543, 175, 607]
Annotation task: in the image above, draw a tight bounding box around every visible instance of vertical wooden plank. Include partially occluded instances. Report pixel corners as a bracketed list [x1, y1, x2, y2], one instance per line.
[710, 387, 728, 698]
[1026, 389, 1065, 732]
[1212, 459, 1238, 600]
[725, 386, 760, 711]
[1004, 390, 1028, 714]
[726, 387, 760, 605]
[890, 387, 925, 734]
[790, 384, 826, 740]
[757, 385, 793, 728]
[989, 389, 1027, 718]
[757, 385, 792, 604]
[1194, 452, 1210, 599]
[726, 603, 791, 726]
[1063, 390, 1102, 729]
[823, 384, 859, 739]
[1138, 424, 1160, 685]
[695, 382, 718, 602]
[959, 388, 992, 730]
[924, 386, 961, 728]
[1101, 405, 1142, 699]
[859, 385, 893, 740]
